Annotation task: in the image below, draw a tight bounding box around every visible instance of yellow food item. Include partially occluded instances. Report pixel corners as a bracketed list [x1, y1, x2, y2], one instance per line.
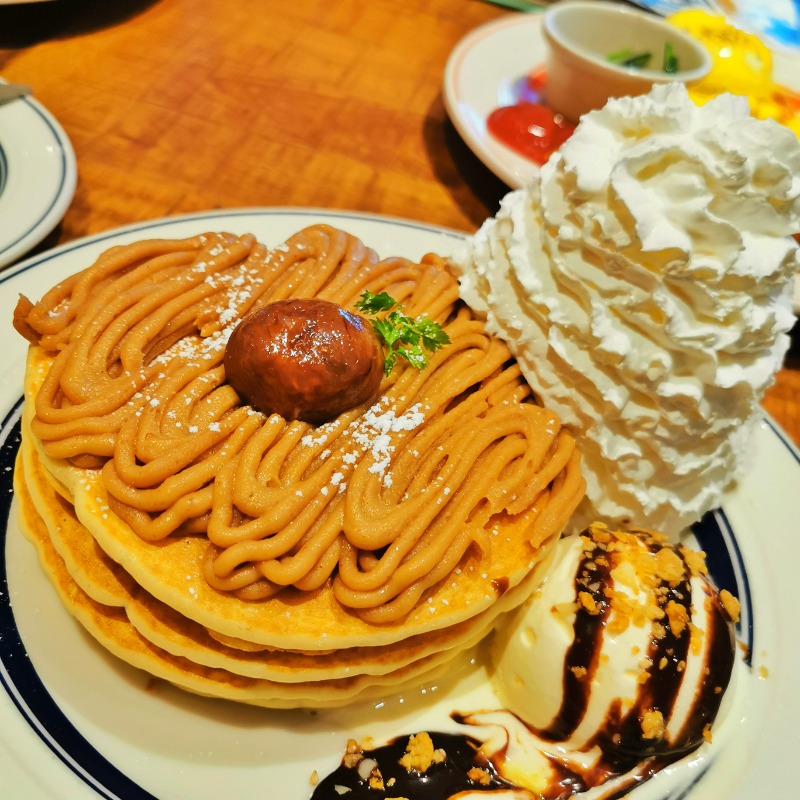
[669, 10, 800, 136]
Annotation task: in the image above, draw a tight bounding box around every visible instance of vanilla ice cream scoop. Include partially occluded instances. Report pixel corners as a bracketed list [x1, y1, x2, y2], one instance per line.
[314, 525, 740, 799]
[453, 83, 800, 536]
[489, 524, 738, 775]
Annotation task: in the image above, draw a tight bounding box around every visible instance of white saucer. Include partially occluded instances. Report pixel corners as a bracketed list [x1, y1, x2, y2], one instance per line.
[443, 14, 546, 190]
[0, 89, 77, 268]
[443, 12, 800, 186]
[443, 13, 800, 313]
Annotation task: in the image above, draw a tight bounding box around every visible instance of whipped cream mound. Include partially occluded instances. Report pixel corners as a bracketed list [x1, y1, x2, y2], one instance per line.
[453, 83, 800, 537]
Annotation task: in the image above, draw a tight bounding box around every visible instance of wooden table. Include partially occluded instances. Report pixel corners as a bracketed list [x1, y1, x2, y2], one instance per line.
[1, 0, 798, 445]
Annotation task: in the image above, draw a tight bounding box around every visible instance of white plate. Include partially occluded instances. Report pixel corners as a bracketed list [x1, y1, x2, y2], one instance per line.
[0, 209, 798, 800]
[443, 13, 800, 189]
[443, 14, 800, 313]
[443, 14, 546, 190]
[0, 90, 77, 269]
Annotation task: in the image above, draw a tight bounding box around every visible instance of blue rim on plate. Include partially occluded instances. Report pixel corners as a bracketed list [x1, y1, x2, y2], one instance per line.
[0, 139, 7, 196]
[0, 95, 76, 268]
[0, 209, 792, 800]
[0, 403, 157, 800]
[0, 400, 759, 799]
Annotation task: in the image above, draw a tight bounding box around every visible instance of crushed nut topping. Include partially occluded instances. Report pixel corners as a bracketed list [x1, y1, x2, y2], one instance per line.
[467, 767, 492, 785]
[575, 522, 739, 693]
[641, 709, 666, 740]
[719, 589, 741, 623]
[398, 732, 446, 774]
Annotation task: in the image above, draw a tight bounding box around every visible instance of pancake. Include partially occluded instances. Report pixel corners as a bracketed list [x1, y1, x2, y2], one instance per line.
[14, 224, 585, 704]
[19, 423, 543, 685]
[15, 453, 471, 707]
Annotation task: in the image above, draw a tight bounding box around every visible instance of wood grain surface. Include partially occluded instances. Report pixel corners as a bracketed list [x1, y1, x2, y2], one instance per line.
[1, 0, 798, 446]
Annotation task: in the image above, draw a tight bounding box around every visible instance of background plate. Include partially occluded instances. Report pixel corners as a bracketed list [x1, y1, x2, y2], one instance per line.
[443, 14, 544, 190]
[444, 14, 800, 188]
[1, 209, 798, 799]
[0, 90, 77, 269]
[443, 14, 800, 313]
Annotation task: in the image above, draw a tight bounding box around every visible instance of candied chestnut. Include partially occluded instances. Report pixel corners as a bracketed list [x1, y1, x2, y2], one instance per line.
[224, 298, 384, 423]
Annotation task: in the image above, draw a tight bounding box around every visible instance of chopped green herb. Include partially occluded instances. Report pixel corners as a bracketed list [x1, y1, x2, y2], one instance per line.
[354, 290, 396, 314]
[606, 47, 633, 64]
[607, 47, 652, 68]
[607, 41, 680, 73]
[663, 41, 679, 73]
[355, 290, 450, 376]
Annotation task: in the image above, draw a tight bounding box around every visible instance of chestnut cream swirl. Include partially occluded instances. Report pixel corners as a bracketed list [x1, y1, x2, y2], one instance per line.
[15, 225, 584, 623]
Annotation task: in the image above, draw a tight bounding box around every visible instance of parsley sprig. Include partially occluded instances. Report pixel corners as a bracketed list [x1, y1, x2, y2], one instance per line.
[355, 290, 450, 376]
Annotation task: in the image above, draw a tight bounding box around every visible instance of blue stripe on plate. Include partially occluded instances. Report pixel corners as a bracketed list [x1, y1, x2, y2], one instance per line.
[1, 376, 791, 799]
[0, 139, 7, 196]
[692, 509, 754, 665]
[0, 400, 158, 800]
[763, 415, 800, 464]
[0, 98, 69, 262]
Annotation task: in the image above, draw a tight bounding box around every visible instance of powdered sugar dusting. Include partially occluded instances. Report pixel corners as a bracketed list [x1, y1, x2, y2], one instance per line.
[350, 400, 426, 487]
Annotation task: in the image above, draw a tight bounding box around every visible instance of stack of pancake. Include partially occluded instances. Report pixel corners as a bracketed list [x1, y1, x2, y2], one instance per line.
[13, 225, 585, 707]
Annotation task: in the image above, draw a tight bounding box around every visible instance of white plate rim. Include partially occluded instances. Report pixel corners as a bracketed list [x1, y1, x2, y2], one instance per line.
[0, 208, 798, 800]
[443, 13, 546, 191]
[0, 91, 77, 268]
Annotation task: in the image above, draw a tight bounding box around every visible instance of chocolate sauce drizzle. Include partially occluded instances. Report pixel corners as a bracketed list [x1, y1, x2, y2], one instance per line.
[539, 548, 613, 742]
[313, 531, 737, 800]
[538, 534, 736, 777]
[310, 732, 514, 799]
